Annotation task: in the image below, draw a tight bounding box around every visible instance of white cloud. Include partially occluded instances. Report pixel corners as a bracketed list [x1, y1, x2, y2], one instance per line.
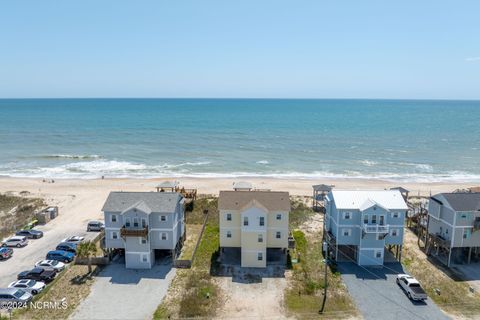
[465, 57, 480, 62]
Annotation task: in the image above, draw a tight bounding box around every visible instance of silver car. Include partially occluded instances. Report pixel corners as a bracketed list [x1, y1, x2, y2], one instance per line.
[2, 236, 28, 248]
[0, 288, 33, 308]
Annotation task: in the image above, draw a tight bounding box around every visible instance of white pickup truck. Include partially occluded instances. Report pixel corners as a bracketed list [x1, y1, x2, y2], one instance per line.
[396, 274, 428, 301]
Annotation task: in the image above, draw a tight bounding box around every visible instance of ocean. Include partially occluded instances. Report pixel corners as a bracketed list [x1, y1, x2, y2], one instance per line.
[0, 99, 479, 182]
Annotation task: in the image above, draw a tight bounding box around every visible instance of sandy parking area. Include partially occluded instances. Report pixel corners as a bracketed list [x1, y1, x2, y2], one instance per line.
[216, 275, 287, 319]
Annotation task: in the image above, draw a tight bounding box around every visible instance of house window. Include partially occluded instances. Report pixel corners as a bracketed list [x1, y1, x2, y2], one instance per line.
[276, 231, 281, 239]
[125, 218, 131, 227]
[258, 234, 263, 242]
[372, 215, 377, 224]
[391, 229, 398, 237]
[112, 231, 118, 239]
[142, 254, 148, 262]
[375, 250, 382, 258]
[142, 219, 147, 228]
[161, 233, 167, 240]
[342, 229, 350, 237]
[393, 212, 399, 218]
[226, 213, 232, 221]
[259, 217, 265, 226]
[111, 214, 117, 223]
[344, 212, 351, 220]
[463, 229, 471, 239]
[363, 215, 368, 224]
[243, 217, 249, 226]
[257, 252, 263, 261]
[276, 214, 282, 220]
[376, 233, 384, 240]
[446, 228, 449, 235]
[140, 238, 147, 244]
[226, 231, 232, 238]
[133, 218, 139, 227]
[160, 215, 166, 222]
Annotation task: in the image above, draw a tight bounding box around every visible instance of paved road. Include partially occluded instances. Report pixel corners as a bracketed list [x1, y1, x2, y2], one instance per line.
[338, 262, 450, 320]
[70, 257, 176, 320]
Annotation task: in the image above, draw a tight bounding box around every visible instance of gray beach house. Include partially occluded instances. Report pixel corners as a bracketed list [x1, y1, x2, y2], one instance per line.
[427, 192, 480, 267]
[324, 190, 408, 266]
[102, 192, 185, 269]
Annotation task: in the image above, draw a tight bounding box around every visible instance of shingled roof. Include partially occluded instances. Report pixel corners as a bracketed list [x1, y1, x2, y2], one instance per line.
[218, 191, 290, 211]
[102, 192, 182, 213]
[431, 193, 480, 212]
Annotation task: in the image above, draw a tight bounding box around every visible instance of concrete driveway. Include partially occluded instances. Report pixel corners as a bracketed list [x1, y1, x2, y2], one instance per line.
[338, 262, 450, 320]
[70, 257, 175, 320]
[452, 262, 480, 293]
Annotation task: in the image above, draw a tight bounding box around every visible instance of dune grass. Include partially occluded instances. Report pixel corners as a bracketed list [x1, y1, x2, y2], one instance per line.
[284, 229, 358, 319]
[14, 265, 99, 320]
[0, 193, 44, 240]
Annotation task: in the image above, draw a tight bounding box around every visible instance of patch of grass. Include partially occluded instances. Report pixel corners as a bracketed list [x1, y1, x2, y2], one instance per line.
[402, 229, 480, 318]
[14, 265, 98, 320]
[0, 193, 45, 240]
[154, 197, 222, 319]
[285, 230, 358, 319]
[178, 224, 203, 260]
[289, 198, 316, 229]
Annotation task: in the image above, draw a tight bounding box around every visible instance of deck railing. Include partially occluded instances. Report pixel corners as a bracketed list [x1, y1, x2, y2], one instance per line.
[120, 226, 148, 238]
[363, 224, 389, 233]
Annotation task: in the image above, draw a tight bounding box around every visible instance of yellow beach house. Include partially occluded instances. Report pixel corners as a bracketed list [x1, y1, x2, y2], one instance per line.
[218, 189, 290, 268]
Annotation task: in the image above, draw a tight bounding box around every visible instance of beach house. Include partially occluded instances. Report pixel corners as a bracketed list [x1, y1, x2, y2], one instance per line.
[102, 192, 185, 269]
[324, 190, 408, 266]
[218, 190, 290, 268]
[426, 192, 480, 267]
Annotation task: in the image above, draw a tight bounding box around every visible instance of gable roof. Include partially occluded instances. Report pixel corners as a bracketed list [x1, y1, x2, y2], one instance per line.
[218, 191, 290, 212]
[431, 193, 480, 212]
[328, 190, 408, 210]
[102, 192, 182, 213]
[122, 200, 152, 215]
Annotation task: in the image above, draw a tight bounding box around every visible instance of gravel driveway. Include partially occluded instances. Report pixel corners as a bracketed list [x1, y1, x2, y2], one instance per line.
[338, 262, 450, 320]
[70, 257, 175, 320]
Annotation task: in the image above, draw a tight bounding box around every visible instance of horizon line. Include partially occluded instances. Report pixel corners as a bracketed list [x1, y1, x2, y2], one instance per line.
[1, 97, 480, 102]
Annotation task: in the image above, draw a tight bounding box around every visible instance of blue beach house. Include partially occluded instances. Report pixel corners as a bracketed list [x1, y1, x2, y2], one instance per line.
[324, 190, 408, 266]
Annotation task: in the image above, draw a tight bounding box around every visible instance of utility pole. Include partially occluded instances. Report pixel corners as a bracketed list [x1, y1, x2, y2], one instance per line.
[319, 240, 328, 314]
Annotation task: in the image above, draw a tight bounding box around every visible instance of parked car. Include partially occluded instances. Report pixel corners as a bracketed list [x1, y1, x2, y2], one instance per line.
[46, 250, 75, 263]
[17, 268, 56, 283]
[2, 236, 28, 248]
[35, 259, 65, 272]
[8, 279, 46, 295]
[16, 229, 44, 239]
[0, 288, 33, 307]
[56, 242, 78, 254]
[396, 274, 428, 301]
[0, 247, 13, 260]
[61, 235, 85, 243]
[87, 220, 104, 232]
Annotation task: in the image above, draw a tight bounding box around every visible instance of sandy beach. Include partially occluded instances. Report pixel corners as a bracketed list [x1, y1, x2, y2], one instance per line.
[1, 177, 477, 221]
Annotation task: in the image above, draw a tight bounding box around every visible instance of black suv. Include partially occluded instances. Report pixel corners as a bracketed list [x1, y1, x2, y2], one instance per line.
[17, 268, 56, 283]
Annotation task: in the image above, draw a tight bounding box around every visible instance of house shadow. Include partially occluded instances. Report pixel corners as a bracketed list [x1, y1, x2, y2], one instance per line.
[95, 256, 173, 285]
[337, 261, 405, 280]
[210, 248, 286, 283]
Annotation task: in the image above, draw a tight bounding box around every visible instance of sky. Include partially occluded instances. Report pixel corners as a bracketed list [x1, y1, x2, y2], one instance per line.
[0, 1, 479, 99]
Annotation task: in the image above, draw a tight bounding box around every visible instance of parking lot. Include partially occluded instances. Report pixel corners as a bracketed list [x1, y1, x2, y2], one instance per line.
[71, 257, 176, 320]
[338, 262, 450, 320]
[0, 187, 105, 288]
